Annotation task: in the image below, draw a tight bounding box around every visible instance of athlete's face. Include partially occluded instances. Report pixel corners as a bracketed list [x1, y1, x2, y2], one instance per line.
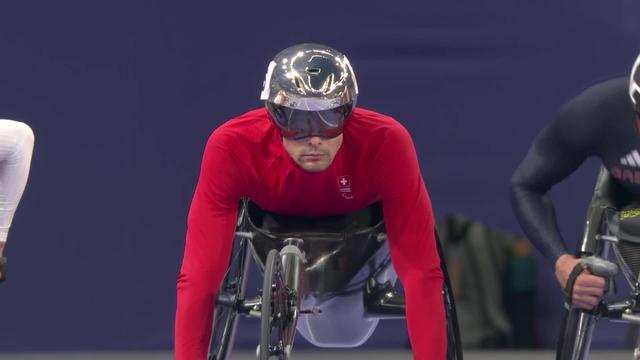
[282, 135, 343, 172]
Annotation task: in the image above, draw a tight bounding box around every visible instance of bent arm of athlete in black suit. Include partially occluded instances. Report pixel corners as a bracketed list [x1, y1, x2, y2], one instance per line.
[510, 79, 633, 309]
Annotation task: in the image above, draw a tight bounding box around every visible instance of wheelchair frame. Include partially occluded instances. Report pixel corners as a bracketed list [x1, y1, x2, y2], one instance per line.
[207, 199, 463, 360]
[557, 167, 640, 360]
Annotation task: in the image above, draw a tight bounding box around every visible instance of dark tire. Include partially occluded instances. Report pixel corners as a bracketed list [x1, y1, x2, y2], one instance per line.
[443, 277, 463, 360]
[556, 307, 597, 360]
[435, 233, 463, 360]
[207, 238, 250, 360]
[260, 249, 289, 360]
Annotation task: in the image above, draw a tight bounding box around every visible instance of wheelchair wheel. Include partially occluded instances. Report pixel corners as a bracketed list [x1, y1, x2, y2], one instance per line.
[207, 238, 250, 360]
[435, 233, 463, 360]
[443, 275, 463, 359]
[259, 249, 292, 360]
[556, 307, 597, 360]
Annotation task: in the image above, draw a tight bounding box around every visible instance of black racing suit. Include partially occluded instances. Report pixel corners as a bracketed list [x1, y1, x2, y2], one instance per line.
[511, 77, 638, 265]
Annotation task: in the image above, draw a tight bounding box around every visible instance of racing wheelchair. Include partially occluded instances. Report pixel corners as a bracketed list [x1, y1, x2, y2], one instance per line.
[557, 167, 640, 359]
[207, 199, 463, 360]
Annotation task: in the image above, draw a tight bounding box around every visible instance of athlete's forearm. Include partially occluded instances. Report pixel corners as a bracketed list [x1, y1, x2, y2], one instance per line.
[510, 181, 568, 265]
[403, 270, 446, 359]
[175, 206, 237, 359]
[175, 270, 216, 360]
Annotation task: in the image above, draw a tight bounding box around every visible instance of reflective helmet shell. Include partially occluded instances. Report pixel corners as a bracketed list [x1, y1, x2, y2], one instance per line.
[260, 43, 358, 111]
[260, 43, 358, 139]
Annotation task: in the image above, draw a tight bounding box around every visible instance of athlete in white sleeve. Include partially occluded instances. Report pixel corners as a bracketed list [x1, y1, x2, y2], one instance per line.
[0, 119, 34, 283]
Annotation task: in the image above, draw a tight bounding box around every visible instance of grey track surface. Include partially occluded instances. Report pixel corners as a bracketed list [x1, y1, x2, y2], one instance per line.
[0, 351, 636, 360]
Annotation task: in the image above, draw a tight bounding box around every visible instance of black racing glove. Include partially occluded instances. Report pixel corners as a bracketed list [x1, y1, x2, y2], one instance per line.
[0, 256, 6, 283]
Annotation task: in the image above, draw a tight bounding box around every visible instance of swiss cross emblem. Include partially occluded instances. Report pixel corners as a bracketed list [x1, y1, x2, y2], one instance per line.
[338, 176, 350, 188]
[338, 175, 353, 199]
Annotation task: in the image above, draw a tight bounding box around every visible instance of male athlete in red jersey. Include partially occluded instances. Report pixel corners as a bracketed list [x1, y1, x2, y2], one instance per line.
[175, 43, 446, 359]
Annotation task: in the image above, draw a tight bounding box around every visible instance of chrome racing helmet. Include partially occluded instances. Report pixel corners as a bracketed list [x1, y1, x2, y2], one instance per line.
[260, 43, 358, 140]
[630, 52, 640, 115]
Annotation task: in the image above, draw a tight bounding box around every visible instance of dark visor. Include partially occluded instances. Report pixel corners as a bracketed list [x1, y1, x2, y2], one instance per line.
[266, 103, 352, 140]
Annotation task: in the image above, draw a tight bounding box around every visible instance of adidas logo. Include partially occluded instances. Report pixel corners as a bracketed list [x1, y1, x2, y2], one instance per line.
[620, 150, 640, 167]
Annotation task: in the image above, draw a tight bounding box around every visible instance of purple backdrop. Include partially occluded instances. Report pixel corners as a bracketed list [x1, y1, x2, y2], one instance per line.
[0, 0, 639, 351]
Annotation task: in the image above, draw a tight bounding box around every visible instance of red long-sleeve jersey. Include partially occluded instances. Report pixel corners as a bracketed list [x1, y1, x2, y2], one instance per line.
[175, 107, 445, 359]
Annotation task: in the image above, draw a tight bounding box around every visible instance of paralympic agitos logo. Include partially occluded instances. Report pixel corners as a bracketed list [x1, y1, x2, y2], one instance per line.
[338, 175, 354, 200]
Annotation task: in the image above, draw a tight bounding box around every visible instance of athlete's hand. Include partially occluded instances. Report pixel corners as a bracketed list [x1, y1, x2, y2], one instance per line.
[555, 254, 606, 310]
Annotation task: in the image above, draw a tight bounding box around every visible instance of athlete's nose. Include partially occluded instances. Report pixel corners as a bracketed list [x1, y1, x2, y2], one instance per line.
[307, 136, 323, 146]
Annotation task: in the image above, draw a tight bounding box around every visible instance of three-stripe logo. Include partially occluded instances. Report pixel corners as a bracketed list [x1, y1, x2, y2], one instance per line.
[620, 149, 640, 167]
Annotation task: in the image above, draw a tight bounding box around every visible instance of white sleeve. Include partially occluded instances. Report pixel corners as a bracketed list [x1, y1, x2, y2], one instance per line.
[0, 120, 34, 243]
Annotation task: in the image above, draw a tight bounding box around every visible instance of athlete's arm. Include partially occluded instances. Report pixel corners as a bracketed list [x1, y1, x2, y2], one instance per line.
[510, 82, 616, 265]
[372, 123, 445, 360]
[0, 120, 34, 282]
[510, 130, 587, 265]
[0, 120, 34, 247]
[509, 82, 620, 309]
[175, 130, 247, 360]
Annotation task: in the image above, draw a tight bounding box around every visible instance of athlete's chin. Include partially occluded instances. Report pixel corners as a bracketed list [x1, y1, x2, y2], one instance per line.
[297, 159, 332, 172]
